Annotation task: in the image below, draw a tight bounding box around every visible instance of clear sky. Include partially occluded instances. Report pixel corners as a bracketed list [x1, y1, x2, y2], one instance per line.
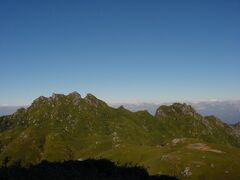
[0, 0, 240, 105]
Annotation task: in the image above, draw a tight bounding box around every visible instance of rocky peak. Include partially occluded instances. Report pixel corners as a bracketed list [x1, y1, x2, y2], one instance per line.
[51, 93, 65, 100]
[85, 93, 96, 99]
[84, 93, 107, 107]
[85, 94, 98, 105]
[31, 93, 77, 108]
[32, 96, 48, 106]
[68, 91, 82, 105]
[155, 103, 198, 118]
[68, 91, 81, 98]
[172, 103, 196, 114]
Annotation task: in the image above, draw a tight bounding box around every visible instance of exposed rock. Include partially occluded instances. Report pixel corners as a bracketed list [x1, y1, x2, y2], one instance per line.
[155, 103, 199, 118]
[84, 93, 107, 107]
[68, 92, 82, 105]
[155, 108, 167, 117]
[112, 131, 120, 145]
[210, 163, 214, 168]
[171, 138, 185, 145]
[51, 93, 65, 101]
[181, 167, 192, 177]
[32, 96, 47, 105]
[160, 155, 169, 161]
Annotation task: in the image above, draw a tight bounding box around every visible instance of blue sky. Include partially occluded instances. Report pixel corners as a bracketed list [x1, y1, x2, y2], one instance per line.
[0, 0, 240, 105]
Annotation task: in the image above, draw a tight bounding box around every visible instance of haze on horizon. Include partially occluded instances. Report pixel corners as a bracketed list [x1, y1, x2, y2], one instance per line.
[1, 0, 240, 106]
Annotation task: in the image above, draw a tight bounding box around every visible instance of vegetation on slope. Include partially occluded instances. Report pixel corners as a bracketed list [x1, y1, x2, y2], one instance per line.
[0, 92, 240, 179]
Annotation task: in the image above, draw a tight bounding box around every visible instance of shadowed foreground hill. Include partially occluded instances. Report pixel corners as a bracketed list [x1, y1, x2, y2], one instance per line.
[0, 159, 177, 180]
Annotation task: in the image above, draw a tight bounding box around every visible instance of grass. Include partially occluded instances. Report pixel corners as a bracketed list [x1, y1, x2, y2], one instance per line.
[1, 92, 240, 179]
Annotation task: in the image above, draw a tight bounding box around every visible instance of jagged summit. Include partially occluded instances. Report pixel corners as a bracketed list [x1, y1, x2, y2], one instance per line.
[84, 93, 108, 107]
[155, 103, 198, 118]
[85, 93, 97, 99]
[68, 91, 81, 98]
[32, 96, 48, 103]
[1, 92, 240, 179]
[67, 92, 82, 105]
[29, 92, 83, 109]
[31, 92, 92, 105]
[51, 93, 65, 98]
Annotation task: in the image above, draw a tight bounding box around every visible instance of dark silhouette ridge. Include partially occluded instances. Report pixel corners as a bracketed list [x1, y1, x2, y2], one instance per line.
[0, 159, 177, 180]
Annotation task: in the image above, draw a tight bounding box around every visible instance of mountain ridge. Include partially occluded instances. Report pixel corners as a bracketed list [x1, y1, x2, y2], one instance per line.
[1, 92, 240, 179]
[112, 100, 240, 124]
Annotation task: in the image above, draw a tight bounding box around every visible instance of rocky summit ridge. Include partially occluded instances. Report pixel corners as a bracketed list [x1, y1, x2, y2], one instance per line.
[0, 91, 240, 179]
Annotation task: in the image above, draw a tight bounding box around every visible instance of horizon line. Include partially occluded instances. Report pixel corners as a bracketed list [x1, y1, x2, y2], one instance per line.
[1, 99, 240, 107]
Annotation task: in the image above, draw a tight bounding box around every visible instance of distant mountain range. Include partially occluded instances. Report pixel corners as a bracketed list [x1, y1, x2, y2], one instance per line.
[1, 92, 240, 179]
[111, 100, 240, 124]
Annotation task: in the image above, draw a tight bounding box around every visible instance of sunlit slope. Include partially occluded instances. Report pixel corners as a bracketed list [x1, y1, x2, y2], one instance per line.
[0, 92, 240, 179]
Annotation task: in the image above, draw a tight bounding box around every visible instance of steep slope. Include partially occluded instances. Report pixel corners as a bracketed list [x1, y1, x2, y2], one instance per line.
[233, 122, 240, 130]
[0, 92, 240, 179]
[155, 103, 240, 146]
[0, 92, 158, 165]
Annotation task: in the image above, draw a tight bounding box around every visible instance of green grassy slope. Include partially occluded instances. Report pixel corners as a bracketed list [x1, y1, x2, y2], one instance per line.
[0, 92, 240, 179]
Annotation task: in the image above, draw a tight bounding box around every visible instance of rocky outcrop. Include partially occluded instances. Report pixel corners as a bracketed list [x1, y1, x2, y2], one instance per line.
[68, 92, 82, 105]
[84, 93, 107, 107]
[155, 103, 200, 118]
